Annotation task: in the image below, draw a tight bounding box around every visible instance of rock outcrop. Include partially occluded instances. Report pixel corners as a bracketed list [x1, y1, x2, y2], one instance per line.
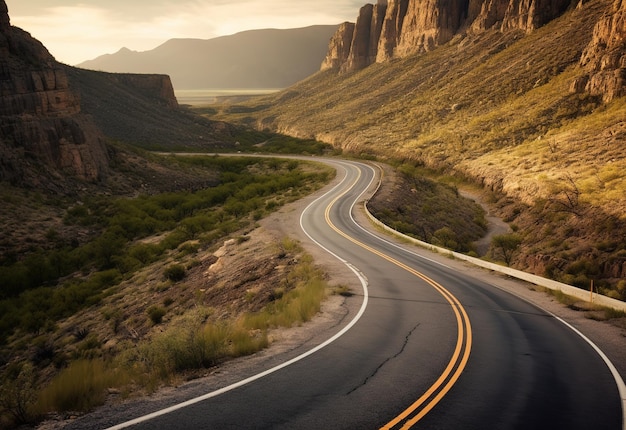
[395, 0, 469, 57]
[0, 0, 109, 190]
[323, 0, 577, 72]
[321, 22, 356, 71]
[344, 4, 376, 72]
[574, 0, 626, 101]
[104, 73, 179, 109]
[377, 0, 410, 62]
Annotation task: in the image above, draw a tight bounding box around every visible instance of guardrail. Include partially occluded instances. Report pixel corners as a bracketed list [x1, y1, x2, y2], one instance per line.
[363, 201, 626, 313]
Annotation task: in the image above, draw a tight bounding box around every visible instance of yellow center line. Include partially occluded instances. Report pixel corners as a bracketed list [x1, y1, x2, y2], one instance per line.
[324, 166, 472, 429]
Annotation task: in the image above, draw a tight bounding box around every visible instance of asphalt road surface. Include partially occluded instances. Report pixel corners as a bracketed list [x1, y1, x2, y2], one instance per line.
[100, 158, 623, 430]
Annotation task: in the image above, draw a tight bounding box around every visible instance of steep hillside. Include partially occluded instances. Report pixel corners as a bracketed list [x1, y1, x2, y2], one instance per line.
[77, 26, 339, 90]
[0, 1, 109, 193]
[209, 0, 626, 295]
[65, 66, 236, 151]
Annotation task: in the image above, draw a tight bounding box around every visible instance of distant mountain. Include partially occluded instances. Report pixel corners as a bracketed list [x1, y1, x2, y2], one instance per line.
[77, 26, 339, 90]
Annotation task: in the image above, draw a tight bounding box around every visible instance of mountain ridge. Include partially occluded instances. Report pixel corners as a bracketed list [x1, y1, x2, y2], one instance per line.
[77, 25, 339, 90]
[321, 0, 625, 103]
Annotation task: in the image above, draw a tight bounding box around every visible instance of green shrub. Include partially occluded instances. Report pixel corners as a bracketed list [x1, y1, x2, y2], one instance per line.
[0, 362, 36, 426]
[139, 323, 230, 377]
[164, 264, 186, 282]
[147, 306, 167, 325]
[491, 233, 522, 266]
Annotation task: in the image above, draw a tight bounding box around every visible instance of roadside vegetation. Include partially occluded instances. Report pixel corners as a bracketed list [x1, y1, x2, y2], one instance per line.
[368, 162, 488, 254]
[0, 155, 334, 428]
[1, 238, 331, 427]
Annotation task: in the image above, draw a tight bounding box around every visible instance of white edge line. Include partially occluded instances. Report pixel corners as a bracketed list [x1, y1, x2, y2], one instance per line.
[488, 278, 626, 430]
[352, 161, 626, 429]
[105, 160, 370, 430]
[552, 315, 626, 430]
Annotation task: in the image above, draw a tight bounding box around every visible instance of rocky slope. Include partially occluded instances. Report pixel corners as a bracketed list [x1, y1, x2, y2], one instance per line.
[575, 0, 626, 101]
[65, 66, 235, 151]
[0, 1, 109, 192]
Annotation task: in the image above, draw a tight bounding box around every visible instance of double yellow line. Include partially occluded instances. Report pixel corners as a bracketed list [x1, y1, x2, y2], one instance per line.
[325, 167, 472, 429]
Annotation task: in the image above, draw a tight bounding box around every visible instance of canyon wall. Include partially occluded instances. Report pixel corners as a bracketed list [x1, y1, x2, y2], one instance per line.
[0, 0, 184, 191]
[324, 0, 577, 73]
[574, 0, 626, 101]
[324, 0, 626, 101]
[0, 1, 109, 190]
[321, 23, 356, 71]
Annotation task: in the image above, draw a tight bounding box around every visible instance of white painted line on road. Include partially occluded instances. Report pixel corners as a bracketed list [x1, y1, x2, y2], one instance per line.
[552, 315, 626, 430]
[105, 160, 371, 430]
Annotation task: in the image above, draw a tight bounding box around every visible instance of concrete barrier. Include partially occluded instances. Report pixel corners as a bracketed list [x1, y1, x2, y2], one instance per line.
[363, 201, 626, 313]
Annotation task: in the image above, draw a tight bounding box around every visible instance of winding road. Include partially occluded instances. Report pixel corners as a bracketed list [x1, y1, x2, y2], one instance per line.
[99, 158, 624, 430]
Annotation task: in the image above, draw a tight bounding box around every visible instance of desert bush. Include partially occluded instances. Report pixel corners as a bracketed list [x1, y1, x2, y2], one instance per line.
[491, 233, 522, 266]
[243, 256, 327, 330]
[0, 362, 37, 426]
[229, 326, 268, 357]
[37, 360, 128, 414]
[138, 322, 229, 377]
[164, 264, 186, 282]
[147, 306, 167, 325]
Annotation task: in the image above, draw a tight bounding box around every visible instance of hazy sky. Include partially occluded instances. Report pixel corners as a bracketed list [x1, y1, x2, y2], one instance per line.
[6, 1, 363, 65]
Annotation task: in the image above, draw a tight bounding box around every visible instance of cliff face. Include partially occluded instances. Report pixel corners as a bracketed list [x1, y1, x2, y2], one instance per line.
[377, 0, 410, 62]
[0, 0, 188, 192]
[574, 0, 626, 101]
[321, 22, 356, 71]
[0, 0, 109, 190]
[344, 4, 376, 72]
[96, 72, 179, 109]
[324, 0, 577, 72]
[395, 0, 469, 57]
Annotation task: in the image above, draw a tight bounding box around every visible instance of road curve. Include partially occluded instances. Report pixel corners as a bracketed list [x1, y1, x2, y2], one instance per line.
[97, 157, 623, 430]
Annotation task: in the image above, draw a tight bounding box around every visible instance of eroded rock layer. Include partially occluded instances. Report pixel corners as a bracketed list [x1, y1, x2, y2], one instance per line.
[324, 0, 578, 72]
[0, 0, 109, 189]
[576, 0, 626, 101]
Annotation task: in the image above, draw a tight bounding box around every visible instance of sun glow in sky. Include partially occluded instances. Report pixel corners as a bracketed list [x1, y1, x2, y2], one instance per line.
[6, 1, 363, 65]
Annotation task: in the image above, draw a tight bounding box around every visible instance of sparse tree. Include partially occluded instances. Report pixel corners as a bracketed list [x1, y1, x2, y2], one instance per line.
[0, 363, 37, 426]
[547, 174, 582, 217]
[491, 233, 522, 266]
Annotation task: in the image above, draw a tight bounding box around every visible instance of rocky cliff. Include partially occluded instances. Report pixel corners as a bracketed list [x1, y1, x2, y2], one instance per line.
[0, 0, 109, 191]
[0, 0, 198, 192]
[321, 23, 357, 71]
[377, 0, 410, 62]
[104, 73, 179, 109]
[574, 0, 626, 101]
[324, 0, 578, 72]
